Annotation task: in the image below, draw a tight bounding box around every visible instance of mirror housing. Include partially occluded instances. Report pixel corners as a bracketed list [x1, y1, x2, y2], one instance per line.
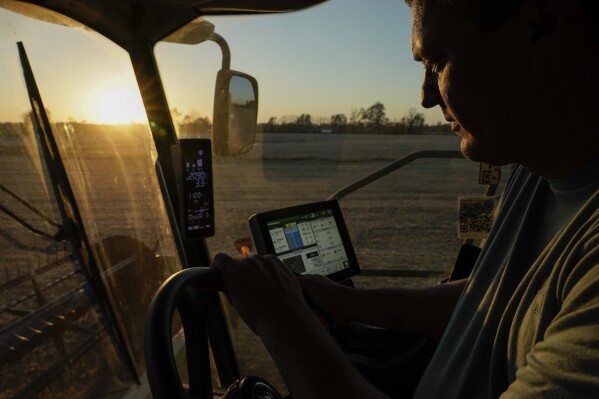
[213, 69, 258, 156]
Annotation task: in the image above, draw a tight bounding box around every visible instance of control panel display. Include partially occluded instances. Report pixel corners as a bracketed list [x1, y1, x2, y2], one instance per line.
[173, 139, 214, 239]
[249, 201, 360, 282]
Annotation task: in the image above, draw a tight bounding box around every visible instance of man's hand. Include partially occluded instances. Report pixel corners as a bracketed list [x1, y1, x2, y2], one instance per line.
[212, 253, 388, 399]
[211, 253, 311, 337]
[298, 274, 353, 323]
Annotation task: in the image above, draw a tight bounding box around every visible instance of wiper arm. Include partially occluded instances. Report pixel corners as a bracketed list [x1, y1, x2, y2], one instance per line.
[0, 203, 63, 241]
[0, 182, 61, 227]
[18, 41, 140, 382]
[0, 181, 63, 240]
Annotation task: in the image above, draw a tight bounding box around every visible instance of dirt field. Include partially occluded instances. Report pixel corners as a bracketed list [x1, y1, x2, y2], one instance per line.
[206, 132, 507, 392]
[1, 128, 507, 396]
[209, 132, 494, 274]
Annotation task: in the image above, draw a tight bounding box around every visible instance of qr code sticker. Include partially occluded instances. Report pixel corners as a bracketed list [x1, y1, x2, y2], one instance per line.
[458, 196, 496, 239]
[479, 163, 501, 185]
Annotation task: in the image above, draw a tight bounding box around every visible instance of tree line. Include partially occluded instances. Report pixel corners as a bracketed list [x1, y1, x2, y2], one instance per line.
[172, 102, 453, 136]
[260, 102, 452, 135]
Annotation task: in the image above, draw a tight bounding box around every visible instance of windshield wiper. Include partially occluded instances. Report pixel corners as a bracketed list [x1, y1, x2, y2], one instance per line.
[17, 41, 140, 382]
[0, 182, 63, 240]
[0, 203, 63, 241]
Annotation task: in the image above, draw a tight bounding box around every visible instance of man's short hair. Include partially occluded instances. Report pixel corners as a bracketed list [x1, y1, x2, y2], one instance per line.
[406, 0, 599, 39]
[404, 0, 525, 28]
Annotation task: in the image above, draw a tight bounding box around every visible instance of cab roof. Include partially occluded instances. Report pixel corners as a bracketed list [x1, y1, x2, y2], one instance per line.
[8, 0, 327, 47]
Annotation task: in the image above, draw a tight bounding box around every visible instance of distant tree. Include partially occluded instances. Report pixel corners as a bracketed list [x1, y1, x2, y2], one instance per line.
[296, 114, 312, 126]
[194, 116, 212, 133]
[362, 102, 388, 133]
[330, 113, 347, 126]
[171, 107, 182, 122]
[262, 116, 278, 133]
[349, 108, 364, 125]
[401, 108, 425, 133]
[179, 115, 212, 137]
[329, 113, 347, 133]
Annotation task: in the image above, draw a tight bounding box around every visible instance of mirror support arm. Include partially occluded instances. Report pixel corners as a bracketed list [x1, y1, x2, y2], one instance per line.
[208, 32, 231, 70]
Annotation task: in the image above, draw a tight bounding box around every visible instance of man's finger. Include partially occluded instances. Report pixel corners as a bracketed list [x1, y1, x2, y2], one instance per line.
[212, 252, 234, 270]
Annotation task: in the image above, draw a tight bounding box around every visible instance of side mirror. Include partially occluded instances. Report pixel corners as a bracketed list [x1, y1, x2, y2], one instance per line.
[213, 70, 258, 156]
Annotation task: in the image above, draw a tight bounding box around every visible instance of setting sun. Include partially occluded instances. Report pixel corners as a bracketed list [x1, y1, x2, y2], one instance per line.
[95, 87, 147, 124]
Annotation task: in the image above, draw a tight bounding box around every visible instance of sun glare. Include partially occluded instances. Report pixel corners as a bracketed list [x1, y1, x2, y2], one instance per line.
[95, 87, 147, 124]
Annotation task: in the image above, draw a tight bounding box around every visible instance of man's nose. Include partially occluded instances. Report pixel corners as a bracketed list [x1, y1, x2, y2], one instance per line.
[420, 70, 442, 109]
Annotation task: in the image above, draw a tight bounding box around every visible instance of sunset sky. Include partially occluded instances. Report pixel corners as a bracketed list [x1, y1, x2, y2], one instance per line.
[0, 0, 443, 125]
[200, 0, 435, 123]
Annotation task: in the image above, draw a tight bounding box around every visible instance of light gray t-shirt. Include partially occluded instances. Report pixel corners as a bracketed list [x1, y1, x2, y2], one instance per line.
[413, 158, 599, 399]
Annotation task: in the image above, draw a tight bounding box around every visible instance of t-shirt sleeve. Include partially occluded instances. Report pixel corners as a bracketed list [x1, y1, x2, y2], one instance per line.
[500, 233, 599, 398]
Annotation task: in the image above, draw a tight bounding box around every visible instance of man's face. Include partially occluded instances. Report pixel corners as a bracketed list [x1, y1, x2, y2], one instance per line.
[411, 0, 548, 167]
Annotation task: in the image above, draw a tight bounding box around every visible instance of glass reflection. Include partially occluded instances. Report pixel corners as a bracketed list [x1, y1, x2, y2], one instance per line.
[229, 76, 255, 108]
[227, 76, 257, 154]
[0, 3, 181, 398]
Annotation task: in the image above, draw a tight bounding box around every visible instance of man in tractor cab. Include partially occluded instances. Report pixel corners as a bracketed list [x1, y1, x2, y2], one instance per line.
[213, 0, 599, 397]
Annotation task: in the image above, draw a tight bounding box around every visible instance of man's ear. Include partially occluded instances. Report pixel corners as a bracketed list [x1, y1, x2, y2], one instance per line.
[529, 0, 568, 72]
[531, 0, 561, 42]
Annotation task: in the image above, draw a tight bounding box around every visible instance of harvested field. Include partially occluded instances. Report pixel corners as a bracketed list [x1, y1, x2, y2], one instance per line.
[206, 133, 508, 393]
[1, 129, 507, 396]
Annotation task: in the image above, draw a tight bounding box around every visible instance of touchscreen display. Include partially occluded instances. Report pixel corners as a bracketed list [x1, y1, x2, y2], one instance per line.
[249, 200, 360, 281]
[249, 201, 360, 281]
[266, 208, 352, 276]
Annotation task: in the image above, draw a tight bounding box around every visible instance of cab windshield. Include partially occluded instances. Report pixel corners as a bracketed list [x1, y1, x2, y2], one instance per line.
[1, 1, 505, 397]
[0, 2, 180, 397]
[154, 2, 503, 391]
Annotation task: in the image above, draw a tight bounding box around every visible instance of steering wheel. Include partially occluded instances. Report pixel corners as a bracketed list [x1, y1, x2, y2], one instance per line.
[144, 267, 283, 399]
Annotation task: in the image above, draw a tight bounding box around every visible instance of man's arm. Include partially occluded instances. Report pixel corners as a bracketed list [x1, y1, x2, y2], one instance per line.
[212, 254, 388, 398]
[300, 275, 466, 339]
[259, 301, 388, 398]
[499, 246, 599, 398]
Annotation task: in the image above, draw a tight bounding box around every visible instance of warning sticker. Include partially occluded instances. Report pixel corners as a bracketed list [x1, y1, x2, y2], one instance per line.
[479, 163, 501, 185]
